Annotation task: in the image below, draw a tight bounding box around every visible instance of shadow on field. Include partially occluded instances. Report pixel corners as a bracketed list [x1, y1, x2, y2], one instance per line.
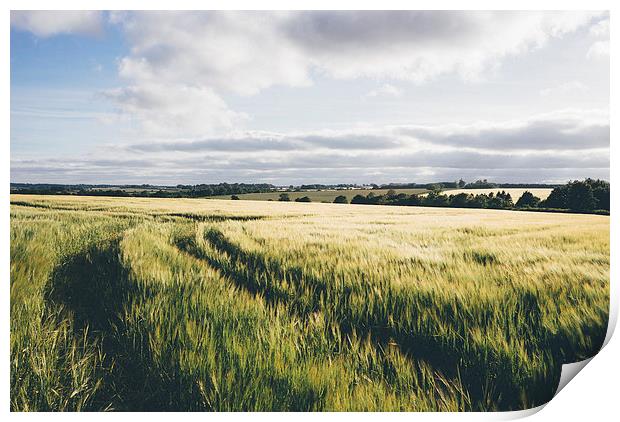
[44, 242, 189, 411]
[175, 232, 480, 406]
[42, 228, 602, 411]
[164, 212, 266, 222]
[176, 229, 567, 411]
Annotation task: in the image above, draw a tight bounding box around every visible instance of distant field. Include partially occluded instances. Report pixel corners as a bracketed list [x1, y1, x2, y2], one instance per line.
[214, 187, 553, 202]
[10, 194, 608, 411]
[441, 188, 553, 200]
[212, 188, 428, 202]
[90, 186, 181, 193]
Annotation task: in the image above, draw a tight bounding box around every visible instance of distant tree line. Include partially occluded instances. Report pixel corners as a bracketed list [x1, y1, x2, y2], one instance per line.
[11, 183, 275, 198]
[350, 189, 515, 209]
[375, 180, 560, 191]
[298, 184, 357, 190]
[374, 182, 461, 190]
[348, 179, 609, 215]
[181, 183, 274, 197]
[541, 179, 610, 211]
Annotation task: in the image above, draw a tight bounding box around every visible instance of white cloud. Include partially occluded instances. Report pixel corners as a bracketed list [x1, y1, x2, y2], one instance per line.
[102, 83, 245, 138]
[11, 11, 103, 37]
[587, 41, 610, 59]
[112, 11, 602, 91]
[589, 18, 609, 37]
[587, 17, 609, 59]
[364, 84, 403, 99]
[110, 11, 311, 96]
[539, 81, 588, 97]
[102, 11, 602, 139]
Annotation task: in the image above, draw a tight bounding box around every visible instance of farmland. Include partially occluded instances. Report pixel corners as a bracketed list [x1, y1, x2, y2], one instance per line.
[212, 188, 429, 202]
[440, 188, 553, 200]
[211, 187, 554, 203]
[10, 194, 609, 411]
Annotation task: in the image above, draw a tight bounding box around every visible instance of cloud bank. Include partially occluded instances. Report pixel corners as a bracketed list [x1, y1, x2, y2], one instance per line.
[11, 110, 609, 184]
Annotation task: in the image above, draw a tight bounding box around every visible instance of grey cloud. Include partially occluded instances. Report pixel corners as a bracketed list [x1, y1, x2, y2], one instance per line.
[126, 133, 404, 153]
[297, 134, 403, 150]
[399, 116, 609, 150]
[13, 147, 608, 180]
[181, 150, 607, 171]
[123, 112, 608, 155]
[13, 109, 609, 185]
[11, 159, 609, 187]
[128, 137, 305, 153]
[285, 11, 491, 52]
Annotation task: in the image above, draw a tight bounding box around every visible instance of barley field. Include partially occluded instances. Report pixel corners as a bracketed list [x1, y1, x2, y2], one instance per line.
[10, 194, 609, 411]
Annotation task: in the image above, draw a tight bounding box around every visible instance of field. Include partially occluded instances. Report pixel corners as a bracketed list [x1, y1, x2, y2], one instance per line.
[212, 187, 552, 202]
[440, 188, 554, 200]
[212, 188, 428, 202]
[10, 194, 609, 411]
[90, 186, 181, 193]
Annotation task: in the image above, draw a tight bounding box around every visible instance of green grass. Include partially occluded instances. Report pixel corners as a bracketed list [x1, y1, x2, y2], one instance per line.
[211, 188, 428, 202]
[10, 194, 609, 411]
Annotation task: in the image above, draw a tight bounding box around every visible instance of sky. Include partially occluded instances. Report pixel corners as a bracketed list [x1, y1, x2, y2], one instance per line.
[10, 10, 610, 185]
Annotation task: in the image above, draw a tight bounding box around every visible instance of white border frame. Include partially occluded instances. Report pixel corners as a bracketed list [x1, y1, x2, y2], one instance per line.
[3, 1, 616, 419]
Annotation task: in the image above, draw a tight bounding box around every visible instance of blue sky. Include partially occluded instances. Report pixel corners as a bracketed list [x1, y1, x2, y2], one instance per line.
[10, 11, 610, 185]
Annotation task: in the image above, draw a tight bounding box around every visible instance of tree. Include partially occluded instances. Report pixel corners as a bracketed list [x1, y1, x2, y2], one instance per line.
[496, 191, 514, 208]
[231, 195, 240, 200]
[458, 179, 466, 188]
[589, 179, 610, 210]
[515, 191, 540, 208]
[542, 186, 568, 209]
[449, 193, 471, 208]
[391, 193, 409, 205]
[404, 194, 423, 206]
[278, 193, 291, 202]
[423, 191, 449, 207]
[487, 195, 505, 209]
[295, 196, 312, 202]
[539, 179, 609, 211]
[567, 181, 596, 211]
[351, 194, 368, 204]
[333, 195, 348, 204]
[469, 194, 488, 208]
[466, 179, 497, 189]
